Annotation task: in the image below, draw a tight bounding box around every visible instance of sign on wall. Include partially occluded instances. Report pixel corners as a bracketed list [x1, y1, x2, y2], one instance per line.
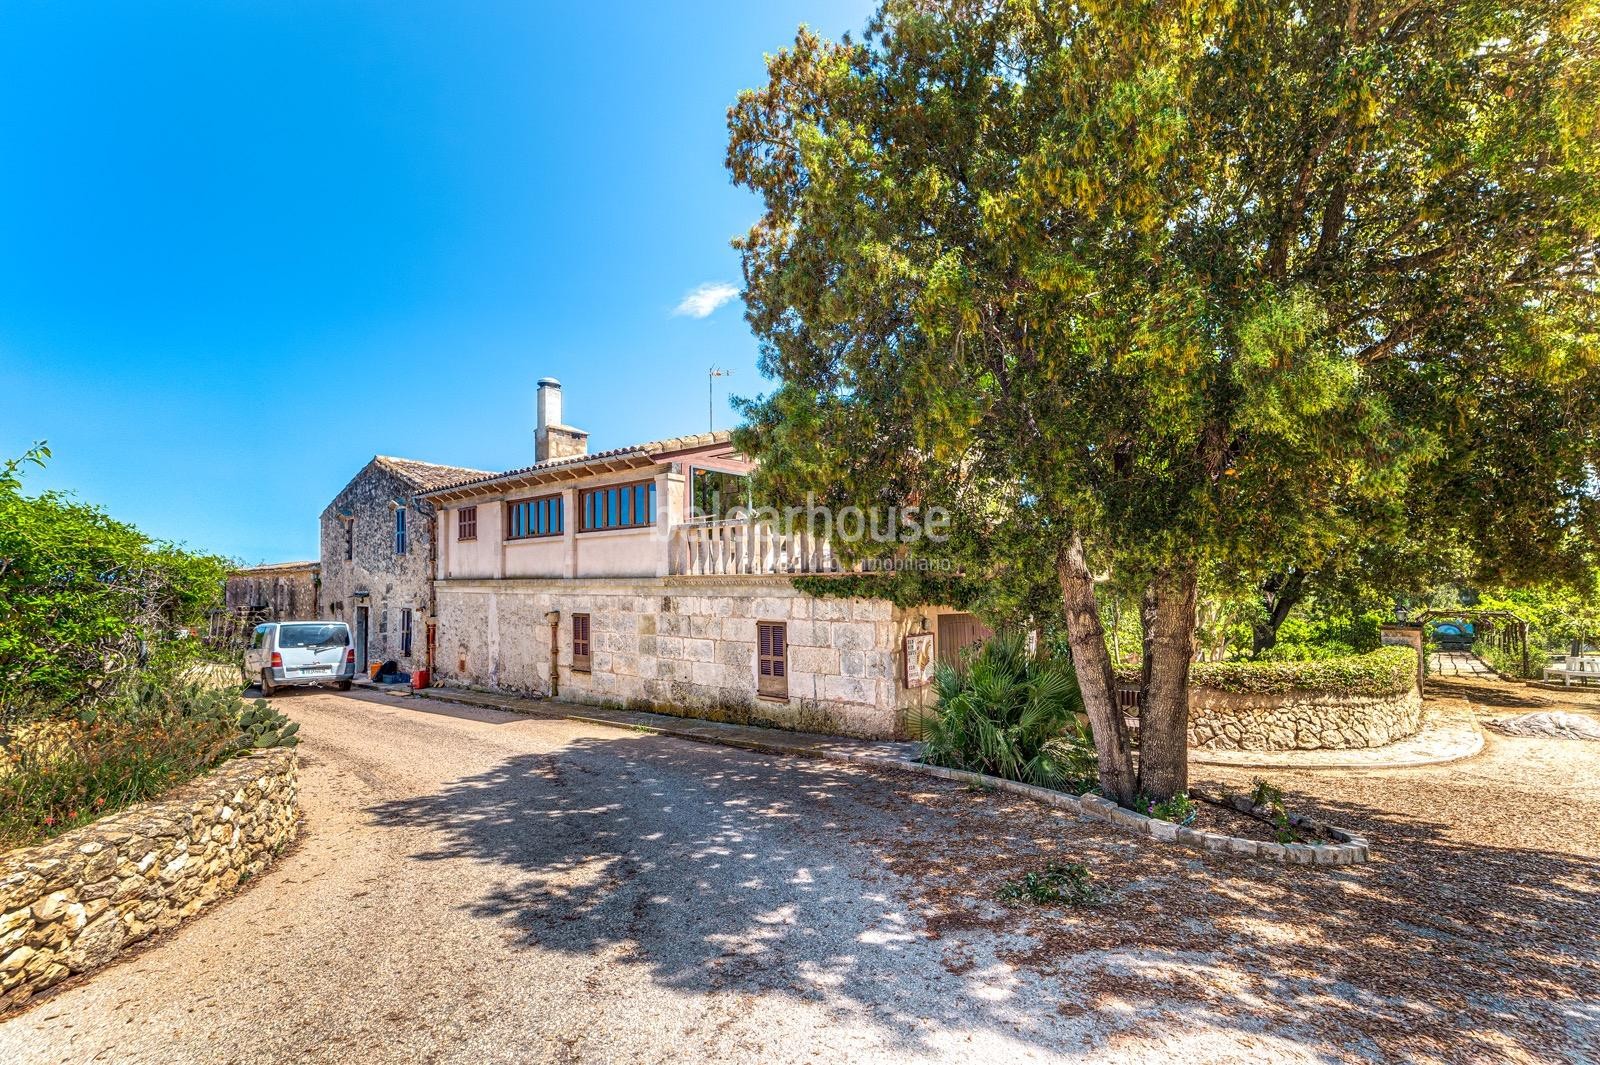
[904, 632, 936, 689]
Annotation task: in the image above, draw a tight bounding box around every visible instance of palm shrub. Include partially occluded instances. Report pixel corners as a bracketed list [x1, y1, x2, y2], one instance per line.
[911, 631, 1095, 791]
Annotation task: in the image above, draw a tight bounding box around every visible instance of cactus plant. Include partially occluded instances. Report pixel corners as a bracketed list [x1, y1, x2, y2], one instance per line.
[236, 699, 300, 750]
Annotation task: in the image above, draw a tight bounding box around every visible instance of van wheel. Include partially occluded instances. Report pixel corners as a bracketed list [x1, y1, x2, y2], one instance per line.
[336, 680, 352, 692]
[260, 670, 276, 697]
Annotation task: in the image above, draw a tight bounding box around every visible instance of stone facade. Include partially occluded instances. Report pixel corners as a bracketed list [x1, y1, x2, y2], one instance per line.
[320, 456, 486, 675]
[434, 576, 952, 738]
[1187, 685, 1424, 751]
[223, 561, 320, 621]
[0, 750, 299, 1012]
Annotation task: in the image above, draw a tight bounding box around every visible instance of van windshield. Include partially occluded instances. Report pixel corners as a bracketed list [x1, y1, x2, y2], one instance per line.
[277, 623, 350, 649]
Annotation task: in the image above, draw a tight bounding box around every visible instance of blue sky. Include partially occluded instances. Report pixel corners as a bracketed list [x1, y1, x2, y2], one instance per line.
[0, 0, 870, 563]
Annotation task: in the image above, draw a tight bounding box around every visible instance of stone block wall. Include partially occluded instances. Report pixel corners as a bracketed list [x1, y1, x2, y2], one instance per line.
[0, 750, 299, 1013]
[434, 577, 925, 738]
[1187, 686, 1424, 751]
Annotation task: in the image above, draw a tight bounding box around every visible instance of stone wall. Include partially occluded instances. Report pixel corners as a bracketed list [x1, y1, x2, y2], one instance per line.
[434, 576, 929, 738]
[0, 750, 299, 1012]
[1187, 686, 1424, 751]
[320, 460, 439, 675]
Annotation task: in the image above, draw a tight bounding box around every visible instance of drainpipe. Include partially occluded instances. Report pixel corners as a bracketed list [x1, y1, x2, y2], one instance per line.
[426, 513, 438, 678]
[545, 610, 561, 697]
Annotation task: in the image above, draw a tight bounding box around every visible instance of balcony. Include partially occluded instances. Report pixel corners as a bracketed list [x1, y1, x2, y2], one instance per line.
[669, 518, 847, 576]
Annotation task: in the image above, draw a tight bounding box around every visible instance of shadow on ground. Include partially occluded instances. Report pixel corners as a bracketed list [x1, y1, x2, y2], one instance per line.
[360, 726, 1600, 1062]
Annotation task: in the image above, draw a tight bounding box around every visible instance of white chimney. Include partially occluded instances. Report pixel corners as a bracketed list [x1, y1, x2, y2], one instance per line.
[535, 377, 588, 462]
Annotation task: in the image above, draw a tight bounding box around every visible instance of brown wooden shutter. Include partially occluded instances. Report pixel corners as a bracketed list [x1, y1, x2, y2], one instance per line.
[458, 506, 477, 541]
[757, 621, 787, 698]
[572, 613, 591, 672]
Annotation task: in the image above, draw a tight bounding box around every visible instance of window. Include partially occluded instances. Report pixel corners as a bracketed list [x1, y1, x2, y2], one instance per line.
[276, 623, 350, 649]
[757, 621, 787, 699]
[344, 520, 353, 561]
[572, 613, 591, 672]
[580, 480, 657, 532]
[251, 625, 269, 650]
[691, 468, 752, 519]
[400, 609, 413, 657]
[394, 507, 408, 555]
[508, 494, 564, 539]
[457, 506, 478, 541]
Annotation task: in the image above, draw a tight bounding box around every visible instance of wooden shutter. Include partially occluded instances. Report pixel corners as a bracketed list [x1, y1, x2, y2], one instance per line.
[757, 621, 787, 698]
[572, 613, 591, 672]
[458, 506, 477, 541]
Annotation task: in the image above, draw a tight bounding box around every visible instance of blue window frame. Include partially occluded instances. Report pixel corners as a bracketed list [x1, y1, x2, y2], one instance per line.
[507, 493, 564, 539]
[394, 507, 408, 555]
[579, 480, 656, 532]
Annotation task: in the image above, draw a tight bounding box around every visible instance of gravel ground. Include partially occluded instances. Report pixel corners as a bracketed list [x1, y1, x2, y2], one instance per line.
[2, 678, 1596, 1064]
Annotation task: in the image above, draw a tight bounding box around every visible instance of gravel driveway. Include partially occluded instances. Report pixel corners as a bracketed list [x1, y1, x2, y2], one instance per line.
[2, 684, 1596, 1063]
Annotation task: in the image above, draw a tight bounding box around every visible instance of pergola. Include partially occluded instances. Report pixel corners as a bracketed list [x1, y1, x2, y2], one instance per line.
[1415, 608, 1530, 675]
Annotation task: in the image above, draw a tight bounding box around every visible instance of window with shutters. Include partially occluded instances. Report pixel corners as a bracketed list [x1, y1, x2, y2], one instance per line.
[394, 507, 408, 555]
[571, 613, 591, 672]
[457, 506, 478, 541]
[756, 621, 787, 699]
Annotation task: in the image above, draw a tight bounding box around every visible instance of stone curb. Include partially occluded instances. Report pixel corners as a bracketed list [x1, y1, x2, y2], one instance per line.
[825, 753, 1372, 866]
[396, 687, 1370, 865]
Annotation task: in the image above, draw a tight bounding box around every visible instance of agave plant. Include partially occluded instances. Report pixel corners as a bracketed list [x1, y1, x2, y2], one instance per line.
[910, 631, 1095, 791]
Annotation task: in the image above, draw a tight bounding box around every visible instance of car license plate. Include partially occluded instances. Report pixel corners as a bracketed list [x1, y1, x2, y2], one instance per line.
[300, 665, 331, 674]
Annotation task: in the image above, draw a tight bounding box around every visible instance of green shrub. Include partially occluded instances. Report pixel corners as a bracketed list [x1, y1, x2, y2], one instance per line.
[0, 676, 293, 849]
[910, 631, 1094, 791]
[1134, 646, 1418, 696]
[1145, 792, 1197, 825]
[996, 861, 1099, 906]
[1473, 639, 1548, 679]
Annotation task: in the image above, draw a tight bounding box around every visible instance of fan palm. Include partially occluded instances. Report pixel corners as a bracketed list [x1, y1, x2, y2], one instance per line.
[909, 631, 1095, 791]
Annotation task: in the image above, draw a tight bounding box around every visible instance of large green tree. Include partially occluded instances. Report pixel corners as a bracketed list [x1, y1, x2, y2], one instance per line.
[728, 0, 1600, 802]
[0, 445, 229, 720]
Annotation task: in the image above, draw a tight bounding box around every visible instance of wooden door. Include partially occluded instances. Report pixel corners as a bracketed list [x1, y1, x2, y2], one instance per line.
[937, 612, 993, 668]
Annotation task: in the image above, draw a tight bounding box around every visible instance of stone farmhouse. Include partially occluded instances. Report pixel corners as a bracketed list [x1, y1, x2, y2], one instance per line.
[409, 379, 993, 739]
[318, 455, 488, 676]
[313, 378, 991, 738]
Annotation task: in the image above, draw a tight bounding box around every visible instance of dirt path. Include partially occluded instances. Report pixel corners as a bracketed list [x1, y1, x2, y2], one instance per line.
[2, 682, 1596, 1063]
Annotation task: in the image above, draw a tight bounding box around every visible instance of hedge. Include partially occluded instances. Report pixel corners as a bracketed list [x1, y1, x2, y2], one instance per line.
[1115, 646, 1418, 697]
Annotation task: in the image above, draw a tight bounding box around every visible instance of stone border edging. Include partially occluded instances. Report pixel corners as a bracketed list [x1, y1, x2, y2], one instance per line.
[829, 753, 1371, 866]
[0, 749, 300, 1013]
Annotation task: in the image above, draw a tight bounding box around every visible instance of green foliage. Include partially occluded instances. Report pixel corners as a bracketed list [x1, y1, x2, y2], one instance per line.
[996, 861, 1098, 907]
[1145, 792, 1197, 826]
[910, 632, 1093, 791]
[727, 0, 1600, 798]
[237, 700, 301, 750]
[1249, 777, 1298, 844]
[0, 444, 231, 719]
[1186, 646, 1416, 697]
[1473, 639, 1548, 680]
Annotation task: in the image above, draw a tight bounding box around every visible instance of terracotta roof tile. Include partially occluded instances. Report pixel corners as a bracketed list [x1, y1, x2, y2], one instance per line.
[373, 456, 496, 491]
[420, 431, 735, 496]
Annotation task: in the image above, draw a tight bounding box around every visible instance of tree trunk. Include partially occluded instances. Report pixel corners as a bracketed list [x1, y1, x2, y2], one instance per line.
[1251, 567, 1307, 655]
[1138, 563, 1199, 802]
[1056, 533, 1137, 806]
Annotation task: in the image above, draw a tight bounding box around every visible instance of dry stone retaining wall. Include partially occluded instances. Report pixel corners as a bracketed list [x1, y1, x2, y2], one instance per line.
[1188, 686, 1423, 751]
[0, 749, 298, 1012]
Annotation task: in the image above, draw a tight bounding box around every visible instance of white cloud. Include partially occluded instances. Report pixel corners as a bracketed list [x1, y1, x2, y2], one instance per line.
[673, 282, 739, 319]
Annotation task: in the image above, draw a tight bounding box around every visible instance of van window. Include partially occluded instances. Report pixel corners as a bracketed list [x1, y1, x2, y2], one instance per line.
[251, 626, 269, 650]
[277, 623, 350, 649]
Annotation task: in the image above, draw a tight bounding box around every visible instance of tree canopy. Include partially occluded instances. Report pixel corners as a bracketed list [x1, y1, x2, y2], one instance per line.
[729, 0, 1600, 802]
[0, 445, 230, 720]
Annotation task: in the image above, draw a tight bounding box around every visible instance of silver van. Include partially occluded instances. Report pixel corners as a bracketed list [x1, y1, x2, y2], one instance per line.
[245, 621, 356, 695]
